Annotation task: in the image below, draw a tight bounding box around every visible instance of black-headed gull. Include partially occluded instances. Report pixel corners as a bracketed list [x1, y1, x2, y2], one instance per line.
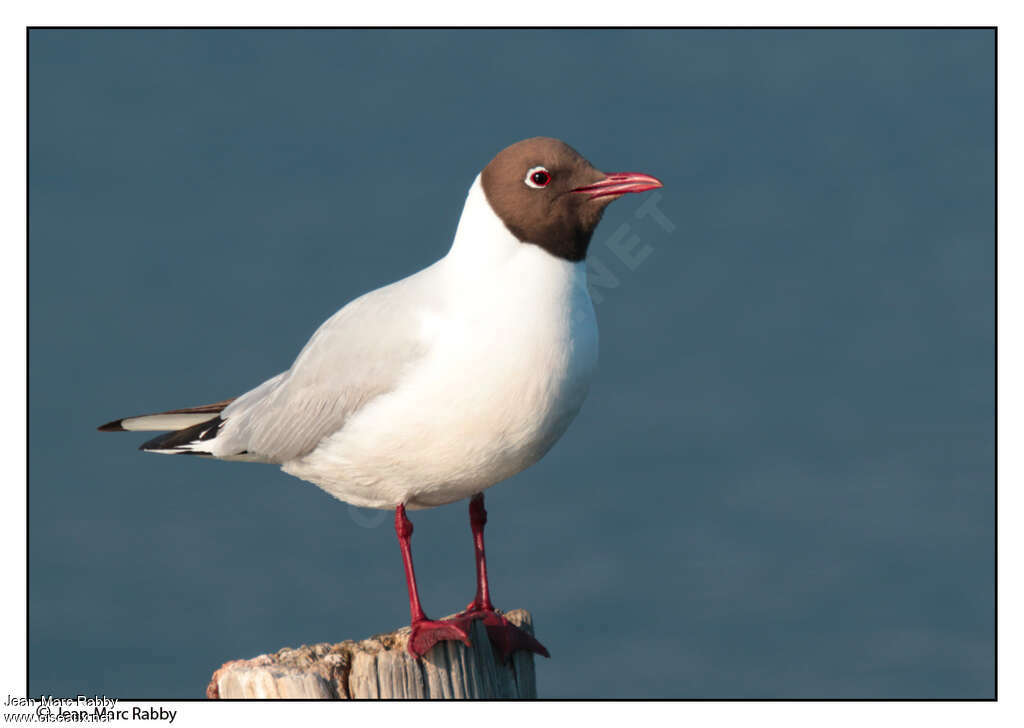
[100, 137, 663, 659]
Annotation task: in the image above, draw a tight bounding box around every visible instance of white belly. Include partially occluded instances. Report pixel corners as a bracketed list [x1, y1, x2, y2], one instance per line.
[283, 250, 599, 509]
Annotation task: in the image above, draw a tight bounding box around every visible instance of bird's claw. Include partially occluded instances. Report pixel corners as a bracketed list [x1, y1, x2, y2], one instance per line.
[448, 608, 550, 662]
[406, 619, 472, 658]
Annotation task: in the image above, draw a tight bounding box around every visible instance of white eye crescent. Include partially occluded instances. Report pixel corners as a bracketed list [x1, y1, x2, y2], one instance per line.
[524, 166, 552, 189]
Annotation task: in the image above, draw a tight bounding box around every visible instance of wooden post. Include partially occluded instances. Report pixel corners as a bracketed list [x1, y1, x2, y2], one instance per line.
[207, 609, 539, 699]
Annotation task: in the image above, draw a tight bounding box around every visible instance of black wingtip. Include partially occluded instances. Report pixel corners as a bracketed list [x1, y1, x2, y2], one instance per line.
[139, 416, 223, 453]
[98, 419, 125, 432]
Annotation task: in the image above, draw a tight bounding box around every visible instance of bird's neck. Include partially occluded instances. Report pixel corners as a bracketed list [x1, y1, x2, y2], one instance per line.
[444, 175, 525, 273]
[440, 176, 591, 315]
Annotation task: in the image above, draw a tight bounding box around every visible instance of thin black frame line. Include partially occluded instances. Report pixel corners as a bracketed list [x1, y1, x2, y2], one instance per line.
[25, 25, 998, 31]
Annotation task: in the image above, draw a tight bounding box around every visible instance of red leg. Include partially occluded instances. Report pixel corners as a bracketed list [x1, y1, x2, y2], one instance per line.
[450, 494, 550, 662]
[395, 504, 470, 657]
[468, 491, 494, 611]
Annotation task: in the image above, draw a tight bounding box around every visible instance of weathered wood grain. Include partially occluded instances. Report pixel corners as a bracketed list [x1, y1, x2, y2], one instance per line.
[208, 609, 539, 699]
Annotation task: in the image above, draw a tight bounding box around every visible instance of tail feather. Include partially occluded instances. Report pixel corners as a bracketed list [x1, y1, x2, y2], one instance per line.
[98, 398, 235, 432]
[99, 397, 266, 460]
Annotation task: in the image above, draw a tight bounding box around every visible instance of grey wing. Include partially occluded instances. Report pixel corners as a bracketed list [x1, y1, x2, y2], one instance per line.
[211, 269, 437, 463]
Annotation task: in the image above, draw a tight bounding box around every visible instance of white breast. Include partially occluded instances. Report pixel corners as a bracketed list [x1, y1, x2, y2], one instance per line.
[283, 178, 599, 509]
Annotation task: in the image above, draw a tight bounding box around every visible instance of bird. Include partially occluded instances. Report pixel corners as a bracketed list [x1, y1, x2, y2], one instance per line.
[99, 137, 663, 660]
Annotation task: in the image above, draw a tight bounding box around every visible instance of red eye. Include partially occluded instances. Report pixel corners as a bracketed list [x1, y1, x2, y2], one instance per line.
[525, 166, 551, 189]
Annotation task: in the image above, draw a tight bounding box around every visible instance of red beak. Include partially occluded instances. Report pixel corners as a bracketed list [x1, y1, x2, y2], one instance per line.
[572, 172, 663, 200]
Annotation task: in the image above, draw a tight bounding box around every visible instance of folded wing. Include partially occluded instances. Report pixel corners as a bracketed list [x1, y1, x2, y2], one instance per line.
[98, 265, 440, 464]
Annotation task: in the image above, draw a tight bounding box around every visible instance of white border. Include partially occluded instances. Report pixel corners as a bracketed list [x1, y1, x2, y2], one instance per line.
[5, 3, 1013, 726]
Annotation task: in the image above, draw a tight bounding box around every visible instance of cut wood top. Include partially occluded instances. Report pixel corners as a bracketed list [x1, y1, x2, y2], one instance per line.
[208, 609, 540, 699]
